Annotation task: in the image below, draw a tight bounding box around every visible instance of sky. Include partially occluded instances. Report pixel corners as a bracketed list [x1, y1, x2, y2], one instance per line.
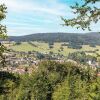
[0, 0, 100, 36]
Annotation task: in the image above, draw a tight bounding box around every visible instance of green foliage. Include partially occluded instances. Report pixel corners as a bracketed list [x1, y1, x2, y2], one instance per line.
[0, 72, 20, 99]
[62, 0, 100, 30]
[67, 43, 82, 49]
[36, 52, 45, 59]
[1, 61, 99, 100]
[29, 61, 68, 100]
[68, 51, 97, 64]
[0, 4, 7, 67]
[0, 4, 7, 39]
[53, 79, 70, 100]
[15, 42, 21, 45]
[53, 69, 100, 100]
[48, 42, 54, 49]
[0, 4, 7, 20]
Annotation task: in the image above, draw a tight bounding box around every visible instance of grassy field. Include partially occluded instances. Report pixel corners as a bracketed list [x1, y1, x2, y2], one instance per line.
[10, 42, 100, 56]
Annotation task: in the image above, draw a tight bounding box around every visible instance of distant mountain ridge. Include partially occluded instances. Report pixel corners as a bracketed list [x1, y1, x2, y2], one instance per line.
[8, 32, 100, 45]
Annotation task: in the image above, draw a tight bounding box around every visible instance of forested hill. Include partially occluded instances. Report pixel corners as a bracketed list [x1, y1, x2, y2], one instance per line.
[8, 32, 100, 45]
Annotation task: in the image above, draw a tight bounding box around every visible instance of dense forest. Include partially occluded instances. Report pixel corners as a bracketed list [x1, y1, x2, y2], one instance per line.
[8, 32, 100, 46]
[0, 61, 100, 100]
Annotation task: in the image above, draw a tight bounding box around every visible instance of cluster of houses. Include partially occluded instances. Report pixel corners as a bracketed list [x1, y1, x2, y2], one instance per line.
[87, 60, 100, 69]
[3, 51, 39, 67]
[0, 48, 99, 75]
[0, 67, 34, 75]
[0, 49, 66, 74]
[0, 50, 39, 74]
[87, 60, 100, 76]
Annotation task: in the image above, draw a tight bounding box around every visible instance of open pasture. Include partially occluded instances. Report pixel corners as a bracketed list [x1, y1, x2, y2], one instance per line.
[10, 42, 100, 56]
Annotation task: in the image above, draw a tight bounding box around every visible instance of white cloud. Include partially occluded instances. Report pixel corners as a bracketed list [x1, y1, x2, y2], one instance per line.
[1, 0, 72, 16]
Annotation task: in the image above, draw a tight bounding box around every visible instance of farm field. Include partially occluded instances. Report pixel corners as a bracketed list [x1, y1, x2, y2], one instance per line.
[10, 42, 100, 56]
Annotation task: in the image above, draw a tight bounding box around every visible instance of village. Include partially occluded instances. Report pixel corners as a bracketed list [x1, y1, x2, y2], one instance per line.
[0, 49, 100, 75]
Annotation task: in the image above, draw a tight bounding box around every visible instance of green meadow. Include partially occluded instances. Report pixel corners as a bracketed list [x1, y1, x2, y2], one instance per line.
[10, 42, 100, 56]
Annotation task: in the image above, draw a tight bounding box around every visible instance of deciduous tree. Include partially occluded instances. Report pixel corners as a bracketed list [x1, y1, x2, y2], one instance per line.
[0, 4, 7, 67]
[62, 0, 100, 30]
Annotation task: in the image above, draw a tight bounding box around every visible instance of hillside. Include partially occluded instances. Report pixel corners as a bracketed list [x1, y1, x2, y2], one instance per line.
[8, 32, 100, 45]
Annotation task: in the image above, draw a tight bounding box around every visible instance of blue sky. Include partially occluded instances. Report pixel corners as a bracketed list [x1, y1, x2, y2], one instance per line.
[1, 0, 100, 36]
